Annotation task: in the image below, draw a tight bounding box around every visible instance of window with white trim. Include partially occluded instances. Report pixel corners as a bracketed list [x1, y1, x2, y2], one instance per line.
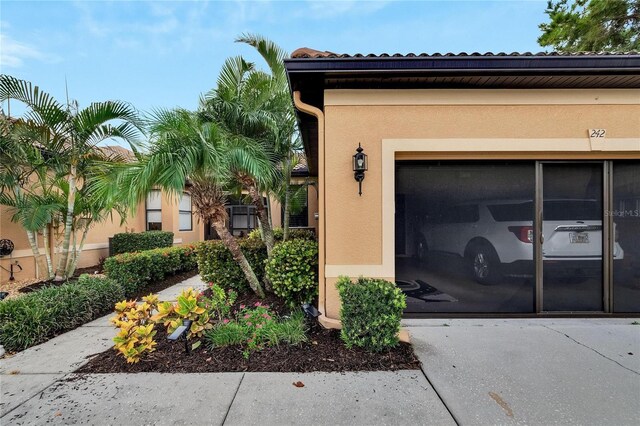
[179, 192, 192, 231]
[146, 190, 162, 231]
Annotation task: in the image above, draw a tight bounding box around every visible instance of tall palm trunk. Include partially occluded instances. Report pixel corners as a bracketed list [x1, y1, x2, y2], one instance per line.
[212, 221, 265, 298]
[245, 180, 274, 255]
[67, 221, 90, 278]
[42, 225, 54, 279]
[12, 186, 47, 279]
[282, 155, 291, 241]
[283, 184, 291, 241]
[25, 230, 46, 279]
[55, 163, 77, 281]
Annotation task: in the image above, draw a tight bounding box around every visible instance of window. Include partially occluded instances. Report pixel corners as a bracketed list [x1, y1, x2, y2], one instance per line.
[282, 185, 309, 227]
[179, 192, 192, 231]
[146, 190, 162, 231]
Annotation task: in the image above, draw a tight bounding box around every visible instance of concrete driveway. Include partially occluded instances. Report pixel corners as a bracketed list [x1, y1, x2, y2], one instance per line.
[406, 318, 640, 425]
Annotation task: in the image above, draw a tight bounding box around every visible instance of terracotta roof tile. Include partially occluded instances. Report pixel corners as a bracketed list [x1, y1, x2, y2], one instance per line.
[290, 49, 639, 59]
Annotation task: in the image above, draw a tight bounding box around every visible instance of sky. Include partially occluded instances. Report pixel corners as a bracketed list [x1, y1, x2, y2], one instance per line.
[1, 0, 550, 117]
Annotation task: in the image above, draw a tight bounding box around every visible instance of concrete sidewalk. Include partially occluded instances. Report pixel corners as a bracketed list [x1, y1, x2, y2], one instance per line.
[407, 318, 640, 426]
[2, 274, 639, 425]
[0, 275, 209, 418]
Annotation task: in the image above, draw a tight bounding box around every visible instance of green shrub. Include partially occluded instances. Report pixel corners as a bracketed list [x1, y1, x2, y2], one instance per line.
[265, 239, 318, 306]
[248, 227, 316, 242]
[287, 228, 316, 241]
[205, 305, 307, 358]
[111, 231, 174, 255]
[195, 239, 267, 293]
[104, 245, 197, 297]
[0, 275, 124, 352]
[336, 276, 406, 352]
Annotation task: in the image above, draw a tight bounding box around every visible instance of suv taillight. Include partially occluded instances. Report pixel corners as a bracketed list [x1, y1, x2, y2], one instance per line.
[508, 226, 533, 243]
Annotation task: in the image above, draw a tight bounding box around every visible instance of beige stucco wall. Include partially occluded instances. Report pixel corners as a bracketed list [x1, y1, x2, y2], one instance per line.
[318, 89, 640, 320]
[0, 190, 204, 284]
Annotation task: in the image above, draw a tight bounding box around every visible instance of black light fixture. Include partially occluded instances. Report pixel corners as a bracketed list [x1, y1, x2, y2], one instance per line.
[302, 303, 320, 320]
[167, 319, 193, 354]
[0, 239, 21, 281]
[352, 143, 368, 196]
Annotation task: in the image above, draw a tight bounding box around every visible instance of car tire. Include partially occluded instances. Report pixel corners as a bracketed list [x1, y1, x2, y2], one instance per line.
[467, 242, 502, 285]
[416, 236, 429, 265]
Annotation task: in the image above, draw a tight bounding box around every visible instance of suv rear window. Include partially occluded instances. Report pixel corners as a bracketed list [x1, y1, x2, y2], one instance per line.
[544, 200, 601, 221]
[487, 200, 601, 222]
[487, 202, 533, 222]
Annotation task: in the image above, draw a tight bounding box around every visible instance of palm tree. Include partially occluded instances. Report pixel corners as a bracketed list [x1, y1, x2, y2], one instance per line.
[0, 75, 143, 281]
[101, 108, 266, 297]
[199, 57, 280, 255]
[1, 112, 61, 278]
[236, 34, 303, 241]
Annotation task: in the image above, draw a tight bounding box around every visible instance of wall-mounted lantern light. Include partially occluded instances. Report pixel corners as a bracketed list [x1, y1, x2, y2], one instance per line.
[352, 143, 368, 196]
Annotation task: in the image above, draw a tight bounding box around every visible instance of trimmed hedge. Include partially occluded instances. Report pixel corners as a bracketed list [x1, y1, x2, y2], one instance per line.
[196, 239, 267, 293]
[336, 276, 406, 352]
[265, 239, 318, 306]
[248, 227, 316, 242]
[0, 275, 125, 352]
[111, 231, 174, 255]
[104, 245, 197, 296]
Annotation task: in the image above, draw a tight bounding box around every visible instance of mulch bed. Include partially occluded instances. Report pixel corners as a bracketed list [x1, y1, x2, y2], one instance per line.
[18, 264, 105, 294]
[78, 292, 421, 373]
[128, 269, 198, 300]
[18, 267, 198, 298]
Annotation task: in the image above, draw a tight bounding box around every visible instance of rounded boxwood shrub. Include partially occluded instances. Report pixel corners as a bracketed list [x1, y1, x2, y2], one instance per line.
[0, 275, 124, 352]
[265, 239, 318, 306]
[195, 239, 267, 293]
[336, 276, 406, 352]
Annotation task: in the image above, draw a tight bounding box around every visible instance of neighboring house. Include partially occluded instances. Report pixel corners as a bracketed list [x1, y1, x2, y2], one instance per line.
[1, 147, 318, 283]
[203, 158, 319, 239]
[285, 49, 640, 325]
[0, 145, 203, 283]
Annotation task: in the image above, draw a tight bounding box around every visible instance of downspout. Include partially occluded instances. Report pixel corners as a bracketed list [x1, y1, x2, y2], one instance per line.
[292, 91, 339, 329]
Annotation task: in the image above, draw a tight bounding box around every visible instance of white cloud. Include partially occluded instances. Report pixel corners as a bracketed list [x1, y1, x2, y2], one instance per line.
[0, 33, 59, 69]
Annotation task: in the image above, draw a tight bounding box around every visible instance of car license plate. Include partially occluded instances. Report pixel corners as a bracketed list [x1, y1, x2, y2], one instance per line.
[569, 232, 589, 243]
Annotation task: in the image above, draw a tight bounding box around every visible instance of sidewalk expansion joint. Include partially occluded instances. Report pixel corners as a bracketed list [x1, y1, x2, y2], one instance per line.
[0, 373, 69, 420]
[542, 325, 640, 376]
[221, 372, 244, 425]
[418, 364, 460, 426]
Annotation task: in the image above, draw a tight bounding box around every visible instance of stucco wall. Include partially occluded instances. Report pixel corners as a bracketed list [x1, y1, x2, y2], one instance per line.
[0, 191, 204, 283]
[319, 89, 640, 320]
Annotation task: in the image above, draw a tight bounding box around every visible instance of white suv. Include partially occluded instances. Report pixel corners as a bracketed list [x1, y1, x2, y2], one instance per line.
[416, 199, 624, 284]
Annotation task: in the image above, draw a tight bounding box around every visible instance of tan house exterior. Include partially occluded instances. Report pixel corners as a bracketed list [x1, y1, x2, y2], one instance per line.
[1, 146, 318, 284]
[285, 51, 640, 325]
[0, 188, 205, 283]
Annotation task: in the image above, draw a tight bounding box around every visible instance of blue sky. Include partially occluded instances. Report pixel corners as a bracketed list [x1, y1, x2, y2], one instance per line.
[1, 0, 549, 116]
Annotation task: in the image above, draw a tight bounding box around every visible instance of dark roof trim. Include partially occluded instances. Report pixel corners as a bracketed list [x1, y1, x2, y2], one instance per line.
[285, 54, 640, 74]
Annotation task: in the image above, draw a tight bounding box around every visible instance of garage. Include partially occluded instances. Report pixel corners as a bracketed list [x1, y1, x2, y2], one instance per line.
[286, 50, 640, 325]
[396, 160, 640, 314]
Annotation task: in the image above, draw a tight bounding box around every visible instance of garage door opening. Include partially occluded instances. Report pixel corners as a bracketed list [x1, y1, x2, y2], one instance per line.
[395, 160, 639, 315]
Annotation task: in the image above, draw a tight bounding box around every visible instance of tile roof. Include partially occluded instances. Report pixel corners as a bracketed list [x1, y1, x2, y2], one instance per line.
[290, 48, 639, 59]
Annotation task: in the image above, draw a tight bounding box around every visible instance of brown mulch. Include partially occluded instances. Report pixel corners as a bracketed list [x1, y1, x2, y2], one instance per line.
[128, 269, 199, 300]
[78, 291, 421, 373]
[16, 264, 105, 294]
[16, 267, 197, 298]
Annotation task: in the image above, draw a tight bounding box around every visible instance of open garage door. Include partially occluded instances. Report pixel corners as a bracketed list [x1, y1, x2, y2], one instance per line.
[395, 160, 639, 315]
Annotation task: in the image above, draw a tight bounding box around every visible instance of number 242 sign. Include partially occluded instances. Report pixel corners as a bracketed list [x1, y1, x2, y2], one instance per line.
[589, 129, 606, 138]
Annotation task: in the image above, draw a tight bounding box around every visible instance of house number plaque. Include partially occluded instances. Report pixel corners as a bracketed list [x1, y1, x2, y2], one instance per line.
[588, 128, 606, 151]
